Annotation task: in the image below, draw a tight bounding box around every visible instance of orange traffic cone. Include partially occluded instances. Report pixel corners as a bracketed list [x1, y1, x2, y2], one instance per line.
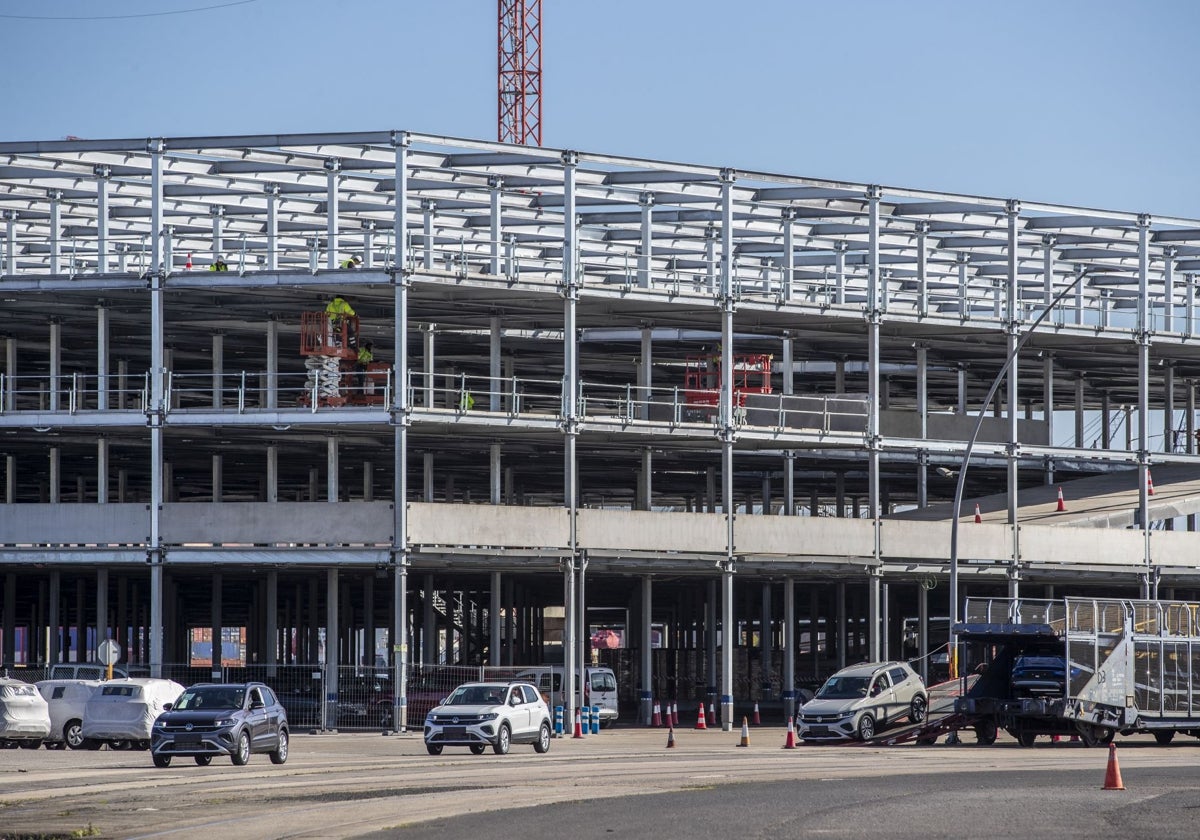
[652, 700, 662, 727]
[1102, 743, 1125, 790]
[185, 253, 193, 270]
[1056, 486, 1066, 512]
[737, 716, 750, 747]
[783, 717, 797, 749]
[572, 708, 584, 739]
[671, 702, 679, 727]
[707, 703, 716, 727]
[1147, 470, 1155, 496]
[666, 726, 676, 748]
[752, 702, 761, 726]
[694, 702, 707, 731]
[974, 503, 982, 524]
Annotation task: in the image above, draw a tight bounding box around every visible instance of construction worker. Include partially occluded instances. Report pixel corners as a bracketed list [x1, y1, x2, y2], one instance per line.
[459, 389, 475, 411]
[356, 341, 374, 388]
[209, 256, 229, 272]
[341, 255, 363, 270]
[325, 295, 355, 347]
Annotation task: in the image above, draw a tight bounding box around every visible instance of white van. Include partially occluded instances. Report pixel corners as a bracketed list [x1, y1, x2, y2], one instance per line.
[81, 678, 184, 750]
[515, 666, 619, 727]
[36, 679, 103, 749]
[0, 677, 52, 748]
[47, 663, 129, 681]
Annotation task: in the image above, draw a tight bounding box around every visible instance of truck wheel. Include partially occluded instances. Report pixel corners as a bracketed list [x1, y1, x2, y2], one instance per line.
[1017, 731, 1036, 748]
[974, 720, 998, 745]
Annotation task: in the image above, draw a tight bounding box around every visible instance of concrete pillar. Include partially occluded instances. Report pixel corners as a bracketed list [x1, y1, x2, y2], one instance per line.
[836, 581, 847, 670]
[325, 569, 339, 729]
[782, 577, 795, 722]
[760, 582, 773, 699]
[210, 572, 222, 677]
[49, 446, 60, 503]
[422, 325, 435, 408]
[48, 571, 61, 664]
[489, 571, 501, 667]
[422, 574, 436, 664]
[266, 319, 279, 410]
[363, 460, 374, 502]
[640, 575, 653, 725]
[266, 570, 278, 674]
[212, 454, 223, 503]
[267, 445, 278, 502]
[327, 437, 339, 503]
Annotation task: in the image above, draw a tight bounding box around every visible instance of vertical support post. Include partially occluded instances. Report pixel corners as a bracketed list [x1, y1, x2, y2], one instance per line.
[1165, 362, 1175, 453]
[148, 139, 165, 677]
[363, 221, 375, 270]
[640, 575, 653, 725]
[391, 133, 412, 728]
[834, 241, 847, 305]
[489, 176, 503, 275]
[1044, 351, 1055, 484]
[1137, 215, 1153, 597]
[422, 326, 435, 408]
[561, 150, 579, 729]
[489, 571, 501, 667]
[265, 570, 278, 675]
[48, 190, 62, 275]
[782, 207, 795, 301]
[49, 319, 61, 412]
[4, 337, 14, 413]
[639, 193, 654, 288]
[490, 315, 502, 412]
[211, 333, 223, 410]
[266, 318, 279, 410]
[639, 326, 652, 420]
[96, 437, 108, 504]
[1164, 247, 1176, 333]
[917, 581, 928, 683]
[957, 253, 969, 315]
[639, 448, 652, 510]
[782, 576, 795, 722]
[1005, 200, 1021, 599]
[866, 185, 884, 649]
[3, 211, 16, 276]
[210, 572, 223, 677]
[760, 582, 772, 699]
[48, 571, 60, 664]
[95, 167, 110, 273]
[783, 450, 795, 516]
[916, 221, 928, 317]
[210, 206, 224, 266]
[325, 159, 341, 270]
[422, 200, 436, 270]
[325, 569, 339, 729]
[836, 581, 847, 669]
[490, 443, 502, 504]
[264, 183, 279, 271]
[327, 436, 339, 503]
[96, 568, 109, 646]
[1043, 236, 1056, 309]
[718, 168, 737, 731]
[916, 342, 928, 507]
[97, 305, 109, 411]
[266, 444, 278, 502]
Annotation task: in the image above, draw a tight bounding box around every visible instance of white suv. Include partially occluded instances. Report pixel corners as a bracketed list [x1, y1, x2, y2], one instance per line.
[424, 682, 552, 756]
[798, 661, 927, 742]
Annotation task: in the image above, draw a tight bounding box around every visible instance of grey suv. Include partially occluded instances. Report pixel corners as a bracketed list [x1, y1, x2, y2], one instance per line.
[798, 661, 927, 742]
[150, 682, 289, 767]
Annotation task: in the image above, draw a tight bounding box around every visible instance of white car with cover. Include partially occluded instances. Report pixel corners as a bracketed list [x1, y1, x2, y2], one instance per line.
[37, 679, 103, 750]
[81, 678, 184, 750]
[0, 677, 52, 748]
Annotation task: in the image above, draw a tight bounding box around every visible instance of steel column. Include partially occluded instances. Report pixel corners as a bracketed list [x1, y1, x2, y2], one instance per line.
[48, 190, 61, 275]
[325, 569, 339, 729]
[325, 160, 340, 269]
[1137, 216, 1152, 596]
[782, 577, 795, 721]
[1006, 201, 1021, 598]
[562, 151, 579, 730]
[265, 184, 279, 270]
[148, 139, 165, 677]
[639, 193, 653, 288]
[95, 168, 109, 272]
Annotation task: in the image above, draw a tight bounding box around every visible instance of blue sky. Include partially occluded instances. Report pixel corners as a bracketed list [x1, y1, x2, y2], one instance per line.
[1, 0, 1197, 216]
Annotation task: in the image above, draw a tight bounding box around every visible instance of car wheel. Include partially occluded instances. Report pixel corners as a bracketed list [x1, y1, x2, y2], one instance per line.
[270, 729, 289, 765]
[82, 738, 102, 751]
[64, 720, 84, 750]
[1017, 730, 1036, 748]
[18, 740, 42, 750]
[153, 754, 172, 768]
[231, 731, 251, 766]
[915, 736, 937, 746]
[1154, 731, 1175, 746]
[426, 743, 443, 756]
[493, 723, 511, 755]
[856, 714, 875, 741]
[909, 694, 927, 724]
[110, 740, 132, 751]
[533, 722, 551, 754]
[975, 720, 998, 745]
[194, 755, 213, 766]
[469, 744, 486, 755]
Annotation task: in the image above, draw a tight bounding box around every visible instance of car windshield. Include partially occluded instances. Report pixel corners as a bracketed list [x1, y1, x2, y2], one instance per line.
[445, 685, 506, 706]
[173, 686, 245, 711]
[815, 675, 870, 700]
[1013, 656, 1064, 672]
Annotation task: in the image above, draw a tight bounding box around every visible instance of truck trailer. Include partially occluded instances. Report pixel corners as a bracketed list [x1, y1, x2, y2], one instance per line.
[953, 596, 1200, 747]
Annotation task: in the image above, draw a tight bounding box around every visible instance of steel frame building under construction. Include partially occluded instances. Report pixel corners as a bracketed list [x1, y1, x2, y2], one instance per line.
[1, 129, 1199, 730]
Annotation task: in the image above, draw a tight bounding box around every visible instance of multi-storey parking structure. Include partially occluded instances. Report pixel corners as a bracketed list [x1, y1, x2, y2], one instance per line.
[1, 130, 1198, 728]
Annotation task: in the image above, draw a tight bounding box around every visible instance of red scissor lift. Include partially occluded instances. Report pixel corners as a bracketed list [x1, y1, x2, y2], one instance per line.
[298, 311, 390, 407]
[682, 352, 773, 419]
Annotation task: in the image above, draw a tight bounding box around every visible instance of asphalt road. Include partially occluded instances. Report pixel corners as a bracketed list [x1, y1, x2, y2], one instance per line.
[1, 727, 1196, 839]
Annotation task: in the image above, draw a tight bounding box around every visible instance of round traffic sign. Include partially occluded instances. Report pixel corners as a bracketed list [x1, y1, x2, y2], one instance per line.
[97, 638, 122, 666]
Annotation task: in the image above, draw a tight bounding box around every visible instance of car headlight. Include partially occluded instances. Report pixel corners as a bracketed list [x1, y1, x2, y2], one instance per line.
[479, 712, 498, 721]
[214, 717, 236, 727]
[153, 717, 167, 729]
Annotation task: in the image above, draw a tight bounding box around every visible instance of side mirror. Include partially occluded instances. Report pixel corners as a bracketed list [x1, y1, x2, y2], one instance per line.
[251, 699, 265, 710]
[163, 702, 173, 711]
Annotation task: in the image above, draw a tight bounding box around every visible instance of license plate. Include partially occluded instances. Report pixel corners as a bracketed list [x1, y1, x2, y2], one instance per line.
[443, 726, 467, 739]
[175, 735, 201, 746]
[808, 726, 829, 736]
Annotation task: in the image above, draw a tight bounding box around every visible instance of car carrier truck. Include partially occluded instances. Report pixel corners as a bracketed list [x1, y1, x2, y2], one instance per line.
[952, 596, 1200, 747]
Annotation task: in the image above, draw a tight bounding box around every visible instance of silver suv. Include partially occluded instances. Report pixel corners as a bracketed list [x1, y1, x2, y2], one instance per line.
[424, 682, 552, 756]
[798, 661, 927, 742]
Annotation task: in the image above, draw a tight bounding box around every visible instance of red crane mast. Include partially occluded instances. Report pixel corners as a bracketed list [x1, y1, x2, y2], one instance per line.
[497, 0, 543, 146]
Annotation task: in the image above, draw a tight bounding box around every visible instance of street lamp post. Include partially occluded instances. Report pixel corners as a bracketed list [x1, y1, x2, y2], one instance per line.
[948, 268, 1094, 677]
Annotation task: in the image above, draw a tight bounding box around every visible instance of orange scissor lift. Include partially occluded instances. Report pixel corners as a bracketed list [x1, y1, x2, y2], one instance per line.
[298, 311, 390, 408]
[682, 352, 773, 419]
